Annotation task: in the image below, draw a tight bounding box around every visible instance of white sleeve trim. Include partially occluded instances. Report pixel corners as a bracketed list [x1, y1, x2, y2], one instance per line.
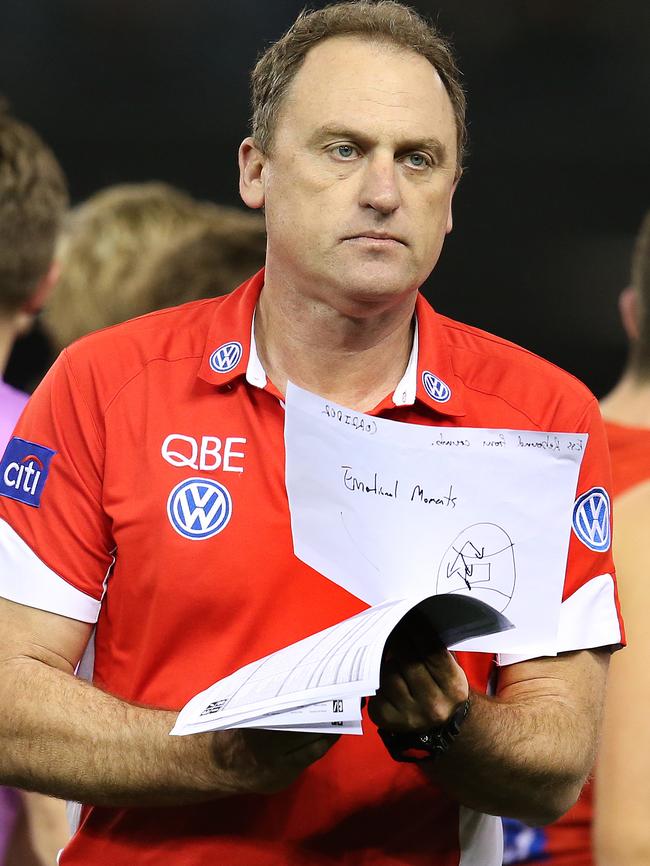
[498, 572, 622, 666]
[458, 806, 503, 866]
[0, 517, 101, 623]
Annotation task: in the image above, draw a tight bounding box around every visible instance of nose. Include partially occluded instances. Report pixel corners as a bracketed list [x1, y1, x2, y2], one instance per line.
[358, 153, 401, 215]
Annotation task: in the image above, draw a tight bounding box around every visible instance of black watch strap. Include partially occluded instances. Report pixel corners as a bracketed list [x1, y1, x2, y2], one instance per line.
[378, 697, 471, 763]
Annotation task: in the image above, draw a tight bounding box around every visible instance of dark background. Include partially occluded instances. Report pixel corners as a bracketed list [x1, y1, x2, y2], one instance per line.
[2, 0, 648, 396]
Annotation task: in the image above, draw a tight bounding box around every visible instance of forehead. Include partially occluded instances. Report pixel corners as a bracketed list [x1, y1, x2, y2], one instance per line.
[276, 36, 456, 147]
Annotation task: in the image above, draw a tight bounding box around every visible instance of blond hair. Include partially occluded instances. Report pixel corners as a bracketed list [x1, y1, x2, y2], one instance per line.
[45, 182, 264, 348]
[130, 213, 266, 313]
[0, 101, 68, 311]
[250, 1, 466, 177]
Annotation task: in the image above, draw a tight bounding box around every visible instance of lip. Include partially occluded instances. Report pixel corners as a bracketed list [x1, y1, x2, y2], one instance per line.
[344, 232, 406, 245]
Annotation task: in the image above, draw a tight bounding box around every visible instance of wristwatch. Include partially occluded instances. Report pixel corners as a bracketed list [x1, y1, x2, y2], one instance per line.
[378, 697, 471, 763]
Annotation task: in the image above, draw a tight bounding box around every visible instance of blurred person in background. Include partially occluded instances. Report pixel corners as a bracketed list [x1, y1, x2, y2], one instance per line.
[503, 210, 650, 866]
[44, 182, 265, 349]
[123, 216, 267, 317]
[2, 173, 263, 862]
[594, 209, 650, 866]
[0, 100, 70, 865]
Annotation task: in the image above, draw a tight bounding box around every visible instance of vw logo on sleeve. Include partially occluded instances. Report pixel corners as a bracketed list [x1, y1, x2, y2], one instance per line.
[209, 341, 243, 374]
[167, 478, 233, 540]
[422, 371, 452, 403]
[572, 486, 611, 552]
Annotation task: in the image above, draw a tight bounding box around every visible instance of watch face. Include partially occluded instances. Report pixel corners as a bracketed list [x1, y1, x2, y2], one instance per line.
[378, 699, 470, 763]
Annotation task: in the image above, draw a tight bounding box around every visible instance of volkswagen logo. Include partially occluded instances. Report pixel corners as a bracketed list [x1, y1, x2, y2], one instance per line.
[572, 486, 611, 552]
[422, 371, 451, 403]
[167, 478, 232, 540]
[209, 341, 243, 373]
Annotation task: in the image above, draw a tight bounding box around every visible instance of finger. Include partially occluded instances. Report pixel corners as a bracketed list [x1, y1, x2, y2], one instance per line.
[378, 642, 469, 729]
[246, 728, 334, 758]
[372, 659, 431, 729]
[367, 692, 409, 729]
[394, 658, 463, 727]
[279, 733, 342, 770]
[283, 732, 337, 756]
[390, 627, 467, 700]
[378, 657, 417, 708]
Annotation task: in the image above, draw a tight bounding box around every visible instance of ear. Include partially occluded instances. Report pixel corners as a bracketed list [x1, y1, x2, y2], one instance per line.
[619, 285, 640, 342]
[238, 137, 266, 210]
[445, 177, 460, 235]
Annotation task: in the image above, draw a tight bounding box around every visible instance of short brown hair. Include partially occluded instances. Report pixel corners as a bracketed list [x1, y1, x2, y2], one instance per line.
[45, 182, 265, 349]
[630, 210, 650, 375]
[250, 1, 466, 177]
[0, 101, 68, 311]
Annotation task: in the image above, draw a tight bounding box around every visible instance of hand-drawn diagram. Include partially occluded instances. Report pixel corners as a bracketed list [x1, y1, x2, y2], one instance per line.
[436, 523, 516, 612]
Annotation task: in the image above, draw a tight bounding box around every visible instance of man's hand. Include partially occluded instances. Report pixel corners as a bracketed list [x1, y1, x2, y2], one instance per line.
[367, 610, 468, 733]
[373, 609, 609, 826]
[0, 597, 339, 806]
[210, 728, 340, 795]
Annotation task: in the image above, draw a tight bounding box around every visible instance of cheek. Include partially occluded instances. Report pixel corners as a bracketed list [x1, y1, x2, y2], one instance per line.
[420, 193, 454, 244]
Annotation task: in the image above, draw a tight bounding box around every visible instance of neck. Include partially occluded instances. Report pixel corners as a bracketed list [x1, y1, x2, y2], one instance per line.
[254, 277, 417, 412]
[0, 315, 20, 377]
[600, 371, 650, 428]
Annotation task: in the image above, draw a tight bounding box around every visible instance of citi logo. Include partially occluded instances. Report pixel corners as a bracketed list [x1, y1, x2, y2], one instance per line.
[4, 454, 43, 494]
[0, 437, 56, 508]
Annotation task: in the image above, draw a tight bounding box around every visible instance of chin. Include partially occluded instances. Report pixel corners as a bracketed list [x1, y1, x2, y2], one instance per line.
[333, 279, 416, 316]
[338, 264, 418, 302]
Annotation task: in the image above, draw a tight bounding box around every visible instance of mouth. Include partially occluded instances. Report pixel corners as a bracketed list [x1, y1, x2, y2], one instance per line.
[343, 232, 407, 246]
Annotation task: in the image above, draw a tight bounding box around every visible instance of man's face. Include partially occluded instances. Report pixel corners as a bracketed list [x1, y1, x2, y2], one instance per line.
[245, 36, 459, 315]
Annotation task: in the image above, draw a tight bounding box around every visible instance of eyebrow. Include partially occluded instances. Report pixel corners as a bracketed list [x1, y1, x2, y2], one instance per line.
[308, 125, 449, 163]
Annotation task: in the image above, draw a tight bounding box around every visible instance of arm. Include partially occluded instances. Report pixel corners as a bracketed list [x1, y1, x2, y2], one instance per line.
[10, 792, 70, 866]
[0, 597, 338, 807]
[594, 481, 650, 866]
[368, 614, 609, 825]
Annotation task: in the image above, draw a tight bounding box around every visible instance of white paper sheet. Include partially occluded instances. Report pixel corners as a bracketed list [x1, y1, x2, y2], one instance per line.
[284, 382, 587, 654]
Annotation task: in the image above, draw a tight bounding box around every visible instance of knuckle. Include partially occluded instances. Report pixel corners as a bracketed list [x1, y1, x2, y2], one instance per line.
[423, 696, 450, 726]
[307, 737, 333, 762]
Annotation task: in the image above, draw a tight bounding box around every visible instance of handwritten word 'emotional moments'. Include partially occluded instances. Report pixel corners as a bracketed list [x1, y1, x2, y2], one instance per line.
[341, 466, 457, 508]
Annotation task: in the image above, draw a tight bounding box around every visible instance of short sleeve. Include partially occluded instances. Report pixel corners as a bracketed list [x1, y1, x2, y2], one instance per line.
[0, 349, 113, 622]
[499, 397, 624, 665]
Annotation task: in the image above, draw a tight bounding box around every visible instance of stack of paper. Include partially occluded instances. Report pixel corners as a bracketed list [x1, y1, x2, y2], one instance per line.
[172, 593, 511, 736]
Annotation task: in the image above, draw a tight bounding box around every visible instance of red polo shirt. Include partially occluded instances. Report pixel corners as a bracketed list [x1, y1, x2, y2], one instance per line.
[0, 270, 622, 865]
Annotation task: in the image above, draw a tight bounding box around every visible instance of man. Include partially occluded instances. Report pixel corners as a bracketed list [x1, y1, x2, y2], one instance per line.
[0, 102, 70, 864]
[596, 210, 650, 865]
[0, 4, 623, 864]
[504, 211, 650, 866]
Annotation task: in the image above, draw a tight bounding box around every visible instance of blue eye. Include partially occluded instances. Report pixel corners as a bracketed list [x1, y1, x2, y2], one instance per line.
[335, 144, 356, 159]
[407, 153, 430, 168]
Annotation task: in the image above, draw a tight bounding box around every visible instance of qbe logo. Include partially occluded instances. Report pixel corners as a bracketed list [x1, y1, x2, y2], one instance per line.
[572, 486, 611, 552]
[422, 371, 451, 403]
[167, 478, 232, 540]
[209, 341, 243, 374]
[0, 438, 56, 508]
